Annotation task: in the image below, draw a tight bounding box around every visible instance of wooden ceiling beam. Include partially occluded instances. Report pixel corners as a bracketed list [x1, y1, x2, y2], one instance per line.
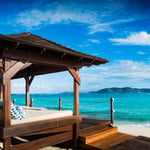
[13, 66, 67, 79]
[2, 48, 83, 68]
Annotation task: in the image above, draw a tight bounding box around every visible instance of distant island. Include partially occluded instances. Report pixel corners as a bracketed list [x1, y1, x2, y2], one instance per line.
[92, 87, 150, 93]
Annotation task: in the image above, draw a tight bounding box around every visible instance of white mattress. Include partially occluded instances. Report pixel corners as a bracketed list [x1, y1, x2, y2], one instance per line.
[0, 106, 73, 125]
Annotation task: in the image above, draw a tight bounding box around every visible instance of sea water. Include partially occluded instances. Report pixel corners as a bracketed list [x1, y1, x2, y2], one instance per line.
[11, 93, 150, 127]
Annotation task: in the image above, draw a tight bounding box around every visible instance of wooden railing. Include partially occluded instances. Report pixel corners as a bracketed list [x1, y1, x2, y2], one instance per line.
[12, 97, 115, 125]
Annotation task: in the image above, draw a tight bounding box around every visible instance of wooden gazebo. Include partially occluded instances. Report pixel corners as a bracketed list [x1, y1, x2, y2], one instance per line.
[0, 32, 109, 150]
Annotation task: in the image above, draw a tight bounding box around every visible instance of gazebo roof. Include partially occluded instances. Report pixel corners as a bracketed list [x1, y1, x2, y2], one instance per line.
[0, 32, 109, 79]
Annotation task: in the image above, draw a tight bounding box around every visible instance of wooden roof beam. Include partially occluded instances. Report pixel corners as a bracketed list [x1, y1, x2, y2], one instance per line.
[61, 53, 66, 58]
[2, 48, 83, 68]
[15, 42, 20, 50]
[40, 48, 46, 54]
[78, 57, 83, 62]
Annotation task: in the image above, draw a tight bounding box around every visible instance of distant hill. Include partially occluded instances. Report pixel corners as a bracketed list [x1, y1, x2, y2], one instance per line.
[93, 87, 150, 93]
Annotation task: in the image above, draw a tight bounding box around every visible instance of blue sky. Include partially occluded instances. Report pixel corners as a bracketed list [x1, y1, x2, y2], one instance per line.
[1, 0, 150, 93]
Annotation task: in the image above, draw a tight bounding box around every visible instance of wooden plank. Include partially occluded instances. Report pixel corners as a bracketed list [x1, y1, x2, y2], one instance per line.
[68, 68, 81, 85]
[23, 125, 72, 136]
[2, 48, 83, 68]
[80, 127, 118, 144]
[3, 115, 82, 138]
[80, 118, 110, 129]
[11, 131, 73, 150]
[80, 122, 110, 136]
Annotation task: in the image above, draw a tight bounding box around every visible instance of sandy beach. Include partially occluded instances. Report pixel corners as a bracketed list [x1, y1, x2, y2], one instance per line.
[118, 125, 150, 138]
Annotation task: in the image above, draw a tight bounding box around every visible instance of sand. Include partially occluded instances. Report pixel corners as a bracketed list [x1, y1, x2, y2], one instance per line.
[118, 125, 150, 138]
[39, 146, 71, 150]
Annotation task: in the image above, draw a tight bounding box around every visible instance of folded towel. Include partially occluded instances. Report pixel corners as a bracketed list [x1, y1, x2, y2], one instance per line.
[11, 103, 26, 120]
[0, 99, 26, 120]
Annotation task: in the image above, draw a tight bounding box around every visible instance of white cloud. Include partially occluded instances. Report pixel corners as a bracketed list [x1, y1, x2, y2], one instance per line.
[88, 18, 134, 34]
[110, 31, 150, 45]
[78, 38, 100, 47]
[12, 1, 137, 34]
[80, 60, 150, 91]
[15, 2, 98, 30]
[137, 51, 146, 55]
[88, 39, 100, 43]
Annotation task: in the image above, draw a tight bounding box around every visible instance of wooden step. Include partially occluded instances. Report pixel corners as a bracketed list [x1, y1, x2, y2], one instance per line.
[79, 127, 118, 144]
[80, 121, 111, 136]
[80, 133, 135, 150]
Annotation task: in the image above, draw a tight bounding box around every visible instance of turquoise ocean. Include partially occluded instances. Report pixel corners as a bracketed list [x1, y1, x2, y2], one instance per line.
[12, 93, 150, 127]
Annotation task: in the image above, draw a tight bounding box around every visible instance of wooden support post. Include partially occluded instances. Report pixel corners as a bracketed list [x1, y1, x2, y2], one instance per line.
[73, 69, 80, 149]
[2, 59, 11, 150]
[74, 73, 79, 116]
[110, 98, 114, 125]
[30, 98, 33, 107]
[0, 84, 3, 99]
[3, 138, 11, 150]
[13, 99, 16, 105]
[25, 77, 30, 106]
[59, 98, 62, 110]
[25, 76, 34, 106]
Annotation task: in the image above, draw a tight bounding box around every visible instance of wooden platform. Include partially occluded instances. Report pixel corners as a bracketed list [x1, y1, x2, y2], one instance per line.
[79, 118, 150, 150]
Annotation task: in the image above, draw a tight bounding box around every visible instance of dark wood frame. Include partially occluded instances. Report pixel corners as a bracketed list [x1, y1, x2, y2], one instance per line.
[0, 33, 109, 150]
